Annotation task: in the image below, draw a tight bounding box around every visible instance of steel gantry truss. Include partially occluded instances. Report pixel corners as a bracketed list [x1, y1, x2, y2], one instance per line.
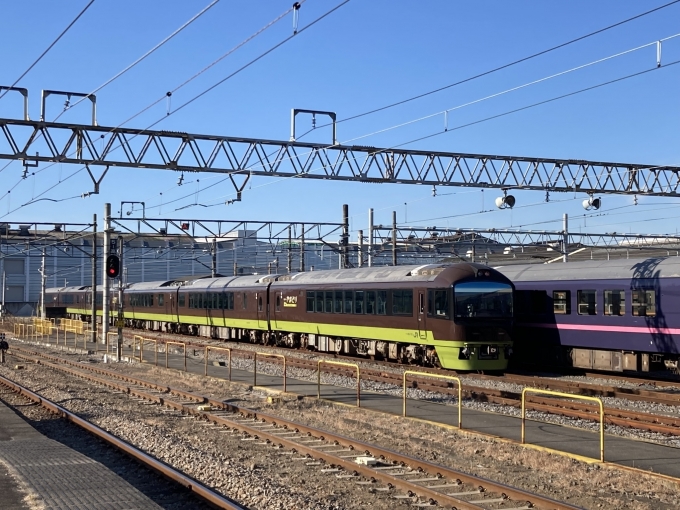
[367, 224, 680, 265]
[2, 117, 680, 195]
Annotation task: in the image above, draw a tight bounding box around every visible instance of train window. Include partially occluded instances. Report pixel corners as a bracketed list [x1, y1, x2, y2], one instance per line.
[632, 289, 656, 317]
[276, 294, 281, 312]
[377, 291, 387, 315]
[158, 294, 164, 306]
[354, 291, 365, 314]
[427, 289, 449, 318]
[604, 290, 625, 316]
[315, 291, 324, 313]
[242, 293, 247, 310]
[324, 291, 334, 314]
[392, 289, 413, 316]
[213, 293, 219, 309]
[227, 292, 234, 310]
[577, 290, 597, 315]
[257, 295, 263, 312]
[306, 291, 315, 312]
[179, 294, 185, 307]
[343, 290, 353, 314]
[334, 291, 343, 313]
[552, 291, 570, 315]
[366, 291, 376, 314]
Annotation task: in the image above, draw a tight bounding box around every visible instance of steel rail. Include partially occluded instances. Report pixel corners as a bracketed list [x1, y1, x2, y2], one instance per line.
[11, 327, 680, 435]
[0, 372, 244, 510]
[11, 348, 580, 510]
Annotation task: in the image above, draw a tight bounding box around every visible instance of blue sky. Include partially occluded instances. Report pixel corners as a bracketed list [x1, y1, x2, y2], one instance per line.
[0, 0, 679, 238]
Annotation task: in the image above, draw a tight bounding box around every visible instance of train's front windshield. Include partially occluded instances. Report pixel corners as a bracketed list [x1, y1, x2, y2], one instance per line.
[454, 281, 513, 318]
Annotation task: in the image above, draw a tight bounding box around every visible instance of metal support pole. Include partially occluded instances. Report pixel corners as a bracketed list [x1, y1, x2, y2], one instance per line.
[211, 238, 217, 277]
[368, 208, 374, 267]
[342, 204, 349, 269]
[287, 226, 292, 273]
[392, 211, 397, 266]
[102, 203, 111, 342]
[40, 248, 46, 319]
[1, 270, 5, 313]
[300, 224, 305, 272]
[357, 230, 363, 268]
[117, 235, 123, 362]
[563, 213, 569, 263]
[91, 214, 97, 343]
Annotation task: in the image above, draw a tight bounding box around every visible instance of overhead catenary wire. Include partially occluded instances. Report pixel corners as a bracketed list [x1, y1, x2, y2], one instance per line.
[0, 1, 325, 215]
[0, 0, 96, 101]
[340, 33, 680, 146]
[0, 0, 222, 178]
[322, 0, 680, 127]
[116, 0, 305, 128]
[46, 0, 351, 215]
[157, 55, 680, 213]
[59, 0, 222, 117]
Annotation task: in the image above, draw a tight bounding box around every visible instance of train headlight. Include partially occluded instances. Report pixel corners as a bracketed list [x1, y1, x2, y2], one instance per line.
[459, 347, 470, 360]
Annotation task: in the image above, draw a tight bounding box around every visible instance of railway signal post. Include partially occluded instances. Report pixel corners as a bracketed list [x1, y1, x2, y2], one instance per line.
[117, 235, 124, 362]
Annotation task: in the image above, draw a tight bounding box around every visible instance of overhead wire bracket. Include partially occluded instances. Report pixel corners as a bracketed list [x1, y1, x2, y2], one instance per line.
[41, 89, 97, 126]
[83, 164, 109, 197]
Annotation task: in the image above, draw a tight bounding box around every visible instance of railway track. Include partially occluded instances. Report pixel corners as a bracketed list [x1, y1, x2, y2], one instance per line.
[6, 324, 680, 438]
[0, 369, 244, 510]
[9, 347, 580, 510]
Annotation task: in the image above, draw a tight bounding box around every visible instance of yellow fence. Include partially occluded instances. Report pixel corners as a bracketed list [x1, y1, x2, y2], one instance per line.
[403, 371, 462, 429]
[521, 387, 605, 462]
[205, 346, 231, 380]
[141, 337, 158, 365]
[253, 352, 286, 392]
[165, 341, 186, 371]
[317, 360, 360, 408]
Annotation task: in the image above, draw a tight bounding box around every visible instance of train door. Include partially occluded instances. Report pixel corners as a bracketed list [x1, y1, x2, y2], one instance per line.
[256, 291, 265, 329]
[272, 290, 282, 330]
[417, 290, 427, 340]
[169, 290, 177, 323]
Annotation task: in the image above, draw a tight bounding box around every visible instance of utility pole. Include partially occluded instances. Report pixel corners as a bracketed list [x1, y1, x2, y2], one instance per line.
[287, 226, 292, 273]
[300, 224, 305, 272]
[392, 211, 397, 266]
[91, 214, 97, 343]
[368, 208, 374, 267]
[563, 213, 569, 263]
[211, 238, 217, 277]
[102, 203, 111, 342]
[357, 230, 363, 268]
[341, 204, 349, 269]
[40, 248, 46, 319]
[1, 270, 5, 316]
[117, 235, 123, 362]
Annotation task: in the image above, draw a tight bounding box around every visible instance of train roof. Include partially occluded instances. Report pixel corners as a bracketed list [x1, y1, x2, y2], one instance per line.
[270, 263, 490, 286]
[495, 256, 680, 282]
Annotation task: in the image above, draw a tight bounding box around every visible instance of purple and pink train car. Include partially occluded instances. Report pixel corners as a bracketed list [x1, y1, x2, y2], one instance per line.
[497, 256, 680, 373]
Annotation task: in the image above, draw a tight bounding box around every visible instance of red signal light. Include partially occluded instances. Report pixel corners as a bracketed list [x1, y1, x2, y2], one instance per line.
[106, 255, 120, 278]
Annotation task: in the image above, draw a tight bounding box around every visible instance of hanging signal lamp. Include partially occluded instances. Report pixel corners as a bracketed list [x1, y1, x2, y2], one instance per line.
[495, 189, 516, 209]
[582, 194, 601, 211]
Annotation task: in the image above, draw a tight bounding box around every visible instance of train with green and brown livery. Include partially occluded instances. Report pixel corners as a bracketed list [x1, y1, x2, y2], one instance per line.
[45, 263, 514, 371]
